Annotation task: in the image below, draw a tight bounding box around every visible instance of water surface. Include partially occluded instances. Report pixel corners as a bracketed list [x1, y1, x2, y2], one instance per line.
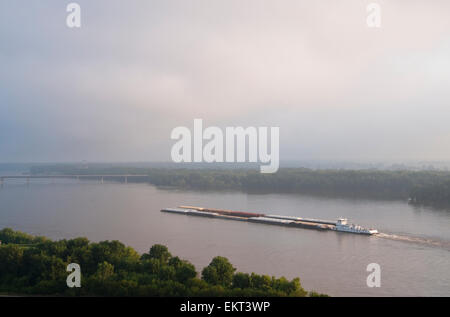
[0, 179, 449, 296]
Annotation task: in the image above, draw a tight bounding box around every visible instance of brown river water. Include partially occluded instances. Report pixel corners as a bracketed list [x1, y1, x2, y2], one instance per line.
[0, 179, 449, 296]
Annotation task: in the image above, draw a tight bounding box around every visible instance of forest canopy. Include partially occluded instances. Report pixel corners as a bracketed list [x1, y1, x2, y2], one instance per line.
[0, 228, 326, 297]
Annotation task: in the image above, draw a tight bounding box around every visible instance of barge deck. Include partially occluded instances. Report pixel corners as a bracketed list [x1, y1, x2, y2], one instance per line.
[161, 206, 377, 234]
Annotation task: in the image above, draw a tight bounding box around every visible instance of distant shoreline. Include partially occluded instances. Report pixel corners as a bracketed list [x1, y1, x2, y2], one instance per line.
[13, 164, 447, 209]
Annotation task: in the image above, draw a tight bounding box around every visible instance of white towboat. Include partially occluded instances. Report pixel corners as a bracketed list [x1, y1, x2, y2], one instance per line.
[333, 218, 378, 235]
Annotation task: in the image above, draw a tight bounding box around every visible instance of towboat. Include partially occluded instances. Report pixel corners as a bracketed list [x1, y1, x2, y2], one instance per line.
[333, 218, 378, 235]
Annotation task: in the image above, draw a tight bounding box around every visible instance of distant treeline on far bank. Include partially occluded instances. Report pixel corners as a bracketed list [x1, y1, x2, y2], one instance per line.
[29, 165, 450, 208]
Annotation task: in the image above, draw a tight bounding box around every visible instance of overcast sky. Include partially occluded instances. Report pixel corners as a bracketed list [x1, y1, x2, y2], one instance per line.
[1, 0, 449, 163]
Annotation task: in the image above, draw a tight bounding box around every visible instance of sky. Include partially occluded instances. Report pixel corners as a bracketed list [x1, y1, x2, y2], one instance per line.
[1, 0, 450, 163]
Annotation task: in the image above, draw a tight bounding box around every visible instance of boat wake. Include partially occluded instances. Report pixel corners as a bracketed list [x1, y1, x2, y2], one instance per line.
[376, 232, 450, 250]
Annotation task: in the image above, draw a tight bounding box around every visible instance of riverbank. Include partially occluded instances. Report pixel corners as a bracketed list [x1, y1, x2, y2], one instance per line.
[0, 228, 327, 297]
[28, 165, 450, 208]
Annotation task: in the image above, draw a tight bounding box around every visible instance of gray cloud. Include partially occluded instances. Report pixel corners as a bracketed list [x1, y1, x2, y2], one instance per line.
[1, 0, 450, 162]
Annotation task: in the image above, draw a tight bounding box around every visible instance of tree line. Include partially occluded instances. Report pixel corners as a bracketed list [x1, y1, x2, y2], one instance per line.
[30, 165, 450, 206]
[0, 228, 326, 296]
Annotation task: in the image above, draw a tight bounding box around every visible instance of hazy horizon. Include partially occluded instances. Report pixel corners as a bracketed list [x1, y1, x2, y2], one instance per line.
[2, 159, 450, 173]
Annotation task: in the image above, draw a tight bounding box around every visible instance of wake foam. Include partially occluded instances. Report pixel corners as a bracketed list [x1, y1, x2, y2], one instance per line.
[376, 232, 450, 250]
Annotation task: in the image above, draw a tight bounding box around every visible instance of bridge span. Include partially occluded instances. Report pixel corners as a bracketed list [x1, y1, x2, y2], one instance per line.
[0, 175, 148, 186]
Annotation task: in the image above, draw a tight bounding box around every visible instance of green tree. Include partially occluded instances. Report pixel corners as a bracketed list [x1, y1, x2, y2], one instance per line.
[0, 245, 24, 276]
[250, 273, 271, 291]
[0, 229, 316, 297]
[175, 262, 196, 283]
[96, 261, 115, 281]
[232, 272, 250, 289]
[201, 256, 236, 287]
[168, 256, 196, 282]
[144, 244, 172, 263]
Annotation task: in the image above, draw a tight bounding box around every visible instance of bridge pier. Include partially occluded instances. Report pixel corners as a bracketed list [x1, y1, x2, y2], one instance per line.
[101, 176, 104, 184]
[125, 176, 128, 184]
[0, 177, 3, 188]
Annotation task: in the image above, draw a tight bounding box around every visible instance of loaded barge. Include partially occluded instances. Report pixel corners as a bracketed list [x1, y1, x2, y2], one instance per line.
[161, 206, 378, 235]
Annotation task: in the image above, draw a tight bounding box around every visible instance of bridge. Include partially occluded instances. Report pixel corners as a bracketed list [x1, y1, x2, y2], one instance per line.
[0, 175, 149, 186]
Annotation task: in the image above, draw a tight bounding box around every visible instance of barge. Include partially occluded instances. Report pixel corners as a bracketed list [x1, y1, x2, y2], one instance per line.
[161, 206, 378, 235]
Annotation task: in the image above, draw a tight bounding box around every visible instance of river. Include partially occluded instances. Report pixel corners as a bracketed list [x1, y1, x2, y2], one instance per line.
[0, 178, 449, 296]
